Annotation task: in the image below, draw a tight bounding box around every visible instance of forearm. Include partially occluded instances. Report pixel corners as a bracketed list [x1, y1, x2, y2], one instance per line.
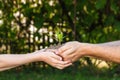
[0, 53, 39, 71]
[97, 40, 120, 46]
[84, 41, 120, 63]
[0, 65, 18, 71]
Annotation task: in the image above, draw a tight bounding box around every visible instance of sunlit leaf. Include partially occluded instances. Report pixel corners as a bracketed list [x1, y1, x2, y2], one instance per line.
[95, 0, 107, 9]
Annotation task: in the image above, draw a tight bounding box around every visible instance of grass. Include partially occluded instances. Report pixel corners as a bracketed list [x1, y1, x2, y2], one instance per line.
[0, 67, 120, 80]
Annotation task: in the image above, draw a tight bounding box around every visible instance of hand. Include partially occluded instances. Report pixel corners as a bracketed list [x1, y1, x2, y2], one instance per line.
[57, 41, 88, 62]
[34, 50, 72, 69]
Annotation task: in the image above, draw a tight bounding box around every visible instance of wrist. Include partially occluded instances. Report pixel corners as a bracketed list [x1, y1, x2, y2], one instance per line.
[82, 43, 98, 56]
[78, 43, 94, 56]
[29, 52, 45, 62]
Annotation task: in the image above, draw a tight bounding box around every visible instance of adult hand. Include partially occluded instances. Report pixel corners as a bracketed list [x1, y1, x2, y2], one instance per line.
[57, 41, 88, 62]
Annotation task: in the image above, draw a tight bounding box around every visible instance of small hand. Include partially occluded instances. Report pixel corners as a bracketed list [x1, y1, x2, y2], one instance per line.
[35, 50, 72, 69]
[44, 52, 72, 69]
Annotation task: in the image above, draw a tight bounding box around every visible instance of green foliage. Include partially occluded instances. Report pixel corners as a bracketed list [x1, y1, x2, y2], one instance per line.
[55, 27, 64, 44]
[0, 0, 120, 72]
[0, 68, 120, 80]
[95, 0, 107, 9]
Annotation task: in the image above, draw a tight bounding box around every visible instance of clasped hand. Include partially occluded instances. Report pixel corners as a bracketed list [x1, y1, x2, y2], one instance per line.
[40, 41, 86, 69]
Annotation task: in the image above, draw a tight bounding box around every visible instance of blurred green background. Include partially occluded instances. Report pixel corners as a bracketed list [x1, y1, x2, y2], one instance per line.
[0, 0, 120, 80]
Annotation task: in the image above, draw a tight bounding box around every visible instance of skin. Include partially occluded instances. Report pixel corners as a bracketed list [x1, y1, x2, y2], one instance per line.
[1, 40, 119, 71]
[0, 49, 72, 71]
[57, 41, 120, 63]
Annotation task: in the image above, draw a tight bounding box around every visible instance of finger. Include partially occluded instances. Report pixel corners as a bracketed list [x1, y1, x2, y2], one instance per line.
[56, 63, 73, 69]
[55, 60, 71, 65]
[54, 49, 60, 54]
[51, 53, 63, 61]
[62, 63, 73, 68]
[63, 53, 75, 61]
[60, 48, 76, 58]
[55, 66, 64, 70]
[58, 45, 71, 54]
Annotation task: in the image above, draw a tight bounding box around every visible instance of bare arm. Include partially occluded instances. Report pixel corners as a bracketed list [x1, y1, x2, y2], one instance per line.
[58, 41, 120, 63]
[87, 41, 120, 63]
[0, 50, 71, 71]
[0, 53, 40, 71]
[0, 66, 19, 71]
[0, 49, 46, 71]
[97, 40, 120, 46]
